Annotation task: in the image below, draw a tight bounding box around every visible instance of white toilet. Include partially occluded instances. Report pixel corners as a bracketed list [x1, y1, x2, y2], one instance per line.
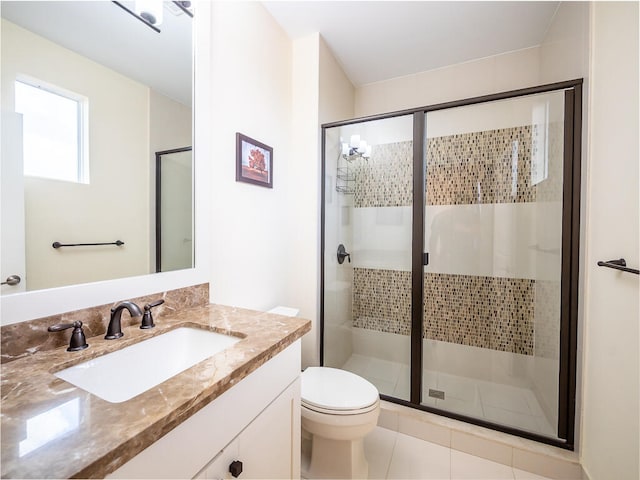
[266, 306, 380, 479]
[300, 367, 380, 479]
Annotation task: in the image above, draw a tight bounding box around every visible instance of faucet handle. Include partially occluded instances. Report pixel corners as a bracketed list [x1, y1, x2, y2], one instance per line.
[141, 299, 164, 329]
[48, 321, 89, 352]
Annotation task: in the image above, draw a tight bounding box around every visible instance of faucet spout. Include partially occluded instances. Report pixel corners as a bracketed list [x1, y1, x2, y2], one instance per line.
[105, 301, 143, 339]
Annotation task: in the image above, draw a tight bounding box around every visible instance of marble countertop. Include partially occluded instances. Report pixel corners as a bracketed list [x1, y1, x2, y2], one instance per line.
[1, 304, 310, 479]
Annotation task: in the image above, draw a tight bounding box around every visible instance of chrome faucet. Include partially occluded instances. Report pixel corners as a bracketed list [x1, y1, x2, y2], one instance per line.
[105, 301, 143, 339]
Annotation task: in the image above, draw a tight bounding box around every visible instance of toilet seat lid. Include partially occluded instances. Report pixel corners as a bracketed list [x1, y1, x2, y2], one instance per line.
[301, 367, 379, 412]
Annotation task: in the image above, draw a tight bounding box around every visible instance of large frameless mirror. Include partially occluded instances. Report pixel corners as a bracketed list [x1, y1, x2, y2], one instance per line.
[1, 1, 193, 295]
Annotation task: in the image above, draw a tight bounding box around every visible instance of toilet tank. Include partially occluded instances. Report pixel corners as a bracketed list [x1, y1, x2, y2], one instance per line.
[267, 306, 299, 317]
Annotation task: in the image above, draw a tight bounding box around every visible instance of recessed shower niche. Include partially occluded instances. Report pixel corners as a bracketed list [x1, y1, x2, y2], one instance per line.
[321, 80, 582, 449]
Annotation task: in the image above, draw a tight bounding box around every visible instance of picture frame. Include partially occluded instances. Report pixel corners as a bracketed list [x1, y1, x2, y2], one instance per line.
[236, 132, 273, 188]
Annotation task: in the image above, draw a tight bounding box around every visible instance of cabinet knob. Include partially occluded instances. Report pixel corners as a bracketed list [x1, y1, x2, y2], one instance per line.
[229, 460, 243, 478]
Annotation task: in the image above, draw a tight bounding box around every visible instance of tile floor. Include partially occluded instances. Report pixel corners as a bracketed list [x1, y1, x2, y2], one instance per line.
[343, 354, 556, 438]
[364, 426, 553, 479]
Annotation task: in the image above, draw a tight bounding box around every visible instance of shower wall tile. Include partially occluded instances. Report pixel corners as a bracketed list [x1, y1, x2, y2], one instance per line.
[352, 268, 535, 355]
[426, 126, 535, 205]
[349, 124, 563, 356]
[352, 125, 556, 209]
[423, 273, 535, 355]
[352, 268, 412, 335]
[354, 141, 413, 208]
[352, 206, 412, 272]
[534, 280, 561, 359]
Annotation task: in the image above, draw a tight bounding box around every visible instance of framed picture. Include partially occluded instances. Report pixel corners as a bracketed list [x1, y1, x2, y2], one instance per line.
[236, 133, 273, 188]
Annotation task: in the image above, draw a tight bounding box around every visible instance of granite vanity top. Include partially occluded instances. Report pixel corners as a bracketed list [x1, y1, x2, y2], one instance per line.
[0, 304, 310, 479]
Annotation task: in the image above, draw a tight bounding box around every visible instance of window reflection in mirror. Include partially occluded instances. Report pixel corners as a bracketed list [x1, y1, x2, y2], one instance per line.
[0, 1, 193, 294]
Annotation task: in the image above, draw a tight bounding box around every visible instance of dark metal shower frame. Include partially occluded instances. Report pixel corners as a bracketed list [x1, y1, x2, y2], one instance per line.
[320, 78, 583, 450]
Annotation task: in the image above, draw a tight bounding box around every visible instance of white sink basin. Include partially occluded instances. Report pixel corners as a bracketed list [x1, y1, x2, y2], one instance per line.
[54, 327, 241, 403]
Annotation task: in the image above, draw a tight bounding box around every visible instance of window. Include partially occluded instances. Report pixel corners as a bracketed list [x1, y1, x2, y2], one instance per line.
[14, 78, 88, 183]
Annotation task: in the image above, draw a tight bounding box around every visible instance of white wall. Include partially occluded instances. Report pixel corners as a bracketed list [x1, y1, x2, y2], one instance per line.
[208, 2, 292, 311]
[1, 19, 150, 290]
[580, 3, 639, 479]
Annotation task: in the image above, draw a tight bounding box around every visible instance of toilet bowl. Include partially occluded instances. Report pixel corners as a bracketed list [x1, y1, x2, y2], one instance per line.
[301, 367, 380, 479]
[266, 307, 380, 478]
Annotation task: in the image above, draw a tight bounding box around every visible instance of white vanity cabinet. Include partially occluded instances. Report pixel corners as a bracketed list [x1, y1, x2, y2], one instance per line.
[108, 341, 301, 479]
[194, 378, 299, 479]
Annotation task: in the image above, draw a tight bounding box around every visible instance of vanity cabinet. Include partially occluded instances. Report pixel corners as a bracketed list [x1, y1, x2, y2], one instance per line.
[194, 378, 298, 479]
[108, 341, 301, 479]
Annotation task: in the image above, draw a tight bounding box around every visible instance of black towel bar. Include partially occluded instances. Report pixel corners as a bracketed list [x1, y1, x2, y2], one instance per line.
[52, 240, 125, 249]
[597, 258, 639, 275]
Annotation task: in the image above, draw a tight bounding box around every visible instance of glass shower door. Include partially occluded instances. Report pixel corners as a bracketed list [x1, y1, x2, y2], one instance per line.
[323, 114, 414, 401]
[422, 91, 567, 439]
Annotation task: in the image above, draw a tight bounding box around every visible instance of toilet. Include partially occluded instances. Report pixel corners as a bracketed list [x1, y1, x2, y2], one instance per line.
[267, 306, 380, 479]
[300, 367, 380, 479]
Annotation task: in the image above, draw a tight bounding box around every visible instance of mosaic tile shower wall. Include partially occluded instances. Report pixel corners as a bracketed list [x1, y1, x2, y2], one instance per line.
[353, 268, 411, 336]
[427, 126, 535, 205]
[354, 141, 413, 208]
[423, 273, 534, 355]
[350, 123, 562, 355]
[352, 268, 535, 355]
[534, 280, 561, 359]
[353, 124, 562, 208]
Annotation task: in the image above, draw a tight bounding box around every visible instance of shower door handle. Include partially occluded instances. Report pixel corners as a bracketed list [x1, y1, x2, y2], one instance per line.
[337, 244, 351, 264]
[423, 253, 429, 266]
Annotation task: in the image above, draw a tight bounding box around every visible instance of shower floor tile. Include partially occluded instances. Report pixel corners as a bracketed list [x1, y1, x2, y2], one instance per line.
[341, 354, 556, 438]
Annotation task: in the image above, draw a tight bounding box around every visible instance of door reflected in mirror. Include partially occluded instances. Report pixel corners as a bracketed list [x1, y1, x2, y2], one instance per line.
[156, 147, 193, 273]
[0, 1, 193, 294]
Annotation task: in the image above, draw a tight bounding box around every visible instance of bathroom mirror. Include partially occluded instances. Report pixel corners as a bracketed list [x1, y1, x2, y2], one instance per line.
[0, 1, 193, 295]
[1, 1, 212, 326]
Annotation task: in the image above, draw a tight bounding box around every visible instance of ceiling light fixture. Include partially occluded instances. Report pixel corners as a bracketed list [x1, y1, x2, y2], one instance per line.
[135, 0, 164, 26]
[113, 1, 193, 32]
[113, 0, 164, 33]
[341, 135, 372, 161]
[171, 1, 193, 18]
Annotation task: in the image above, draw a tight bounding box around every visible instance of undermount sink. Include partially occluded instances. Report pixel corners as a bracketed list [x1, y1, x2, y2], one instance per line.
[54, 327, 241, 403]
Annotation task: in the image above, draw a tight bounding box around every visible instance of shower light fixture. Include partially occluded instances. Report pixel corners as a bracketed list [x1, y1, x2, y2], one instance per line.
[341, 135, 372, 161]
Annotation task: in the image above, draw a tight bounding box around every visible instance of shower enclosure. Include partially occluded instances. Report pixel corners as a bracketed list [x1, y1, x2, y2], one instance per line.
[321, 80, 582, 449]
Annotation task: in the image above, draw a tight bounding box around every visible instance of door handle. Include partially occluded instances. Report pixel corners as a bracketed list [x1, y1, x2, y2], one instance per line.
[1, 275, 21, 286]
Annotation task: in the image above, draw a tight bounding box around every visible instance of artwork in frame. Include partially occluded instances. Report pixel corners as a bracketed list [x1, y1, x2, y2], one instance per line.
[236, 133, 273, 188]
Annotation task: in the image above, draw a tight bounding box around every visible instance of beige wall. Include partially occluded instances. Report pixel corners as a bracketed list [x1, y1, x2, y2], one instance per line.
[319, 37, 355, 125]
[149, 89, 192, 269]
[1, 20, 150, 290]
[581, 2, 639, 479]
[354, 46, 541, 117]
[289, 33, 321, 367]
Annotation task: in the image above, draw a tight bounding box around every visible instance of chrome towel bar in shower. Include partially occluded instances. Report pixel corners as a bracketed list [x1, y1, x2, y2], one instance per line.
[597, 258, 639, 275]
[52, 240, 125, 249]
